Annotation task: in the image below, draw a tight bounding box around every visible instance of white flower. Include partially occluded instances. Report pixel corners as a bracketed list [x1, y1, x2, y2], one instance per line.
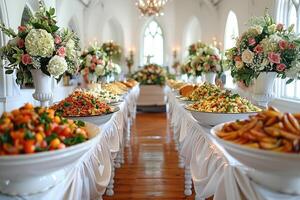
[95, 64, 105, 76]
[286, 61, 300, 78]
[25, 29, 55, 57]
[252, 25, 263, 34]
[113, 64, 121, 74]
[66, 39, 76, 59]
[268, 24, 277, 34]
[47, 55, 67, 77]
[241, 49, 254, 64]
[236, 61, 244, 69]
[85, 55, 92, 67]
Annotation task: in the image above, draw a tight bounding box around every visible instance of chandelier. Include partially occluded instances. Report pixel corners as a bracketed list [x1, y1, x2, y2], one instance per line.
[135, 0, 168, 17]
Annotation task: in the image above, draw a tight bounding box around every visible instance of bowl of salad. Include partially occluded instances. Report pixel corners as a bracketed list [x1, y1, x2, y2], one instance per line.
[0, 103, 101, 195]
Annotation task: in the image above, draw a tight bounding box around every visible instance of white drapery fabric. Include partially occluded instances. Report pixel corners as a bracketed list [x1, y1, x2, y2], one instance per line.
[0, 85, 140, 200]
[165, 86, 300, 200]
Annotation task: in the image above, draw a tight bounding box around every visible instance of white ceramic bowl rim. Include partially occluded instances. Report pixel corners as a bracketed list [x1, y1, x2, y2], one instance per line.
[184, 105, 259, 115]
[211, 122, 300, 159]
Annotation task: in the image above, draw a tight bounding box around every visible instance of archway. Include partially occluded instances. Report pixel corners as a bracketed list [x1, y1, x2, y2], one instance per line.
[182, 17, 201, 59]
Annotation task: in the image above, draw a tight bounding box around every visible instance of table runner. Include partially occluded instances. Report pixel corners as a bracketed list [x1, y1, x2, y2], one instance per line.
[165, 86, 300, 200]
[0, 85, 140, 200]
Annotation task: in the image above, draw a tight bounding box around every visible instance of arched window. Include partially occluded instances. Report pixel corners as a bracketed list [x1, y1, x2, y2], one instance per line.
[224, 11, 239, 50]
[224, 11, 239, 88]
[275, 0, 300, 100]
[142, 20, 164, 65]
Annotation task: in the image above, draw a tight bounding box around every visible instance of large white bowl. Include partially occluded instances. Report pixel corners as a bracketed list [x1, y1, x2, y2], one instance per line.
[211, 123, 300, 195]
[185, 106, 257, 127]
[0, 122, 100, 195]
[67, 107, 120, 126]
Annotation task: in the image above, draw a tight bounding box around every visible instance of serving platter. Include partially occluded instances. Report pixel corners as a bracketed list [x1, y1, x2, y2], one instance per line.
[211, 123, 300, 195]
[185, 106, 257, 126]
[0, 122, 100, 195]
[67, 107, 120, 126]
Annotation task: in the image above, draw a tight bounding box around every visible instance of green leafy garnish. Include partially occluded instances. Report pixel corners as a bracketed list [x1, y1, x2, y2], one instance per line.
[64, 135, 86, 146]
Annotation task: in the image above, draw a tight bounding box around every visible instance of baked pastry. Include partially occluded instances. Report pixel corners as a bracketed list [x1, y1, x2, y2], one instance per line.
[179, 85, 196, 97]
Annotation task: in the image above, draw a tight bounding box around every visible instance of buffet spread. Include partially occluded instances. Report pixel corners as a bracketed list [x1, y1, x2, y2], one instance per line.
[166, 79, 300, 200]
[0, 81, 140, 200]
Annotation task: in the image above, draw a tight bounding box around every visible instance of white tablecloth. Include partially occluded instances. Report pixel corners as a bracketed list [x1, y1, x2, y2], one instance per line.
[0, 85, 140, 200]
[165, 86, 300, 200]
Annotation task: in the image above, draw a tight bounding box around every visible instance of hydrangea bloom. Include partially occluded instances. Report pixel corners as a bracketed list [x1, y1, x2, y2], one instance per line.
[47, 55, 67, 77]
[25, 29, 55, 57]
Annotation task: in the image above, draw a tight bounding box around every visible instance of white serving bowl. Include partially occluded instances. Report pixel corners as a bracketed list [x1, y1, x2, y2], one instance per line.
[211, 123, 300, 195]
[0, 122, 100, 195]
[185, 106, 257, 126]
[67, 107, 120, 126]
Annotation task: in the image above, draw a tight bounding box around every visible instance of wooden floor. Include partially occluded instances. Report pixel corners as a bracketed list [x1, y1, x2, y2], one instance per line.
[103, 112, 195, 200]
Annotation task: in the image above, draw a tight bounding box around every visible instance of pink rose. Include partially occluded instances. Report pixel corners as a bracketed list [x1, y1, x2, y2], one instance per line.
[92, 56, 97, 63]
[276, 63, 286, 72]
[253, 44, 263, 53]
[211, 55, 219, 61]
[276, 23, 284, 31]
[90, 63, 96, 70]
[279, 40, 288, 50]
[234, 56, 242, 62]
[17, 39, 25, 48]
[55, 36, 62, 44]
[18, 26, 26, 32]
[248, 38, 256, 46]
[268, 52, 281, 64]
[57, 47, 66, 57]
[204, 63, 210, 71]
[21, 54, 32, 65]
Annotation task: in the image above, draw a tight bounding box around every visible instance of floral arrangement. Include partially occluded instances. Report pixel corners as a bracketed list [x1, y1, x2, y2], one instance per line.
[80, 45, 122, 83]
[180, 58, 195, 77]
[132, 64, 166, 85]
[190, 43, 222, 76]
[188, 41, 206, 56]
[0, 3, 80, 85]
[80, 45, 108, 82]
[101, 41, 122, 63]
[225, 12, 300, 86]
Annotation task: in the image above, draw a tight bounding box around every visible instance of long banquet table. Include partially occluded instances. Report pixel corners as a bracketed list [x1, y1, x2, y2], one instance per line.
[165, 86, 300, 200]
[0, 85, 140, 200]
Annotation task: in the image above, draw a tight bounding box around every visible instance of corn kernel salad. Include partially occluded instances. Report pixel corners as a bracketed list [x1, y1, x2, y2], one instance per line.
[0, 103, 88, 155]
[187, 91, 261, 113]
[188, 82, 221, 101]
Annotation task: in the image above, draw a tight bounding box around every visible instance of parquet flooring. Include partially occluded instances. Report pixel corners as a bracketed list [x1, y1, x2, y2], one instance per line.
[103, 112, 196, 200]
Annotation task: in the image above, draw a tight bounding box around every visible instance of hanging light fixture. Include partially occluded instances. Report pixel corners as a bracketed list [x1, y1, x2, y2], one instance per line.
[135, 0, 168, 17]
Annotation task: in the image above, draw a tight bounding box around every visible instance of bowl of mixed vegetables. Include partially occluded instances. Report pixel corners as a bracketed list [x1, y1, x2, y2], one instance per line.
[185, 86, 261, 126]
[0, 103, 101, 195]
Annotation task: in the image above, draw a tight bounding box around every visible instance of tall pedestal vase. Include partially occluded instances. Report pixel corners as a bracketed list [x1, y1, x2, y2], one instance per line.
[252, 72, 277, 107]
[203, 72, 216, 84]
[30, 69, 53, 107]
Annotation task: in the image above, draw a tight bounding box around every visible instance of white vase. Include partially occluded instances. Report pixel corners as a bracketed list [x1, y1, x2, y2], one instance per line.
[30, 69, 53, 107]
[89, 73, 98, 83]
[251, 72, 277, 107]
[203, 72, 216, 84]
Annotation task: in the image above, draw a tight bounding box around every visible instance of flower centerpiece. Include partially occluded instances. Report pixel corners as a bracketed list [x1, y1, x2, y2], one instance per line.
[80, 45, 108, 83]
[190, 43, 222, 84]
[180, 58, 195, 77]
[225, 12, 300, 106]
[101, 41, 122, 63]
[188, 41, 206, 57]
[0, 2, 80, 106]
[132, 64, 166, 85]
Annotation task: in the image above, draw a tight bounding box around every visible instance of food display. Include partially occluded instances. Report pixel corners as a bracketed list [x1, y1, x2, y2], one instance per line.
[166, 80, 186, 90]
[85, 84, 121, 103]
[102, 83, 127, 95]
[0, 103, 88, 155]
[188, 82, 221, 101]
[216, 107, 300, 153]
[51, 90, 112, 117]
[179, 84, 197, 97]
[187, 91, 261, 113]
